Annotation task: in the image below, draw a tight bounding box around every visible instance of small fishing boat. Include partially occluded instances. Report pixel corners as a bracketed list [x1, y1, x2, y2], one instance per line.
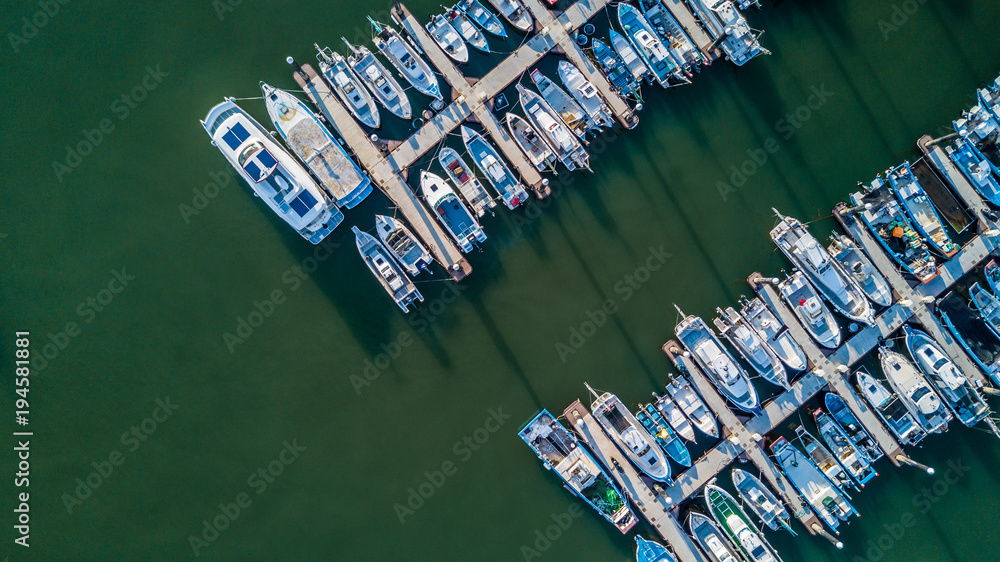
[824, 393, 882, 462]
[665, 375, 720, 439]
[887, 162, 959, 257]
[850, 178, 938, 283]
[979, 78, 1000, 125]
[201, 100, 345, 244]
[370, 18, 443, 100]
[954, 103, 1000, 176]
[904, 325, 991, 427]
[705, 485, 782, 562]
[419, 170, 486, 253]
[778, 270, 841, 349]
[731, 469, 794, 534]
[675, 307, 760, 413]
[530, 69, 595, 138]
[987, 260, 1000, 296]
[827, 232, 893, 308]
[795, 426, 855, 492]
[686, 511, 745, 562]
[855, 367, 927, 446]
[445, 7, 490, 53]
[636, 403, 692, 466]
[456, 0, 506, 38]
[315, 45, 381, 129]
[353, 226, 423, 312]
[374, 214, 432, 276]
[485, 0, 532, 33]
[426, 13, 469, 64]
[260, 83, 373, 209]
[814, 408, 877, 487]
[771, 436, 856, 533]
[639, 0, 703, 71]
[517, 85, 590, 172]
[970, 282, 1000, 340]
[714, 306, 787, 389]
[878, 347, 951, 434]
[557, 61, 615, 130]
[519, 410, 637, 533]
[461, 125, 529, 209]
[771, 210, 874, 326]
[947, 137, 1000, 206]
[506, 113, 558, 173]
[609, 29, 652, 83]
[739, 297, 808, 372]
[618, 4, 687, 88]
[590, 37, 640, 98]
[342, 39, 412, 120]
[652, 391, 696, 442]
[438, 147, 496, 217]
[635, 536, 677, 562]
[586, 383, 672, 482]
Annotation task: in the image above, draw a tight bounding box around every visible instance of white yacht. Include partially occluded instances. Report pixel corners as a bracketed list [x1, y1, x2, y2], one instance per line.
[374, 215, 432, 277]
[771, 436, 856, 533]
[485, 0, 532, 33]
[461, 126, 529, 209]
[426, 13, 469, 64]
[778, 271, 841, 349]
[827, 232, 893, 308]
[855, 367, 927, 446]
[314, 45, 381, 129]
[675, 307, 760, 413]
[664, 375, 719, 439]
[530, 69, 594, 138]
[201, 100, 343, 244]
[618, 4, 687, 88]
[342, 39, 412, 120]
[518, 85, 590, 172]
[445, 7, 490, 53]
[878, 347, 951, 434]
[731, 469, 794, 533]
[260, 83, 372, 209]
[586, 383, 672, 482]
[771, 211, 874, 326]
[903, 325, 990, 428]
[739, 296, 808, 372]
[714, 306, 787, 389]
[651, 391, 696, 442]
[353, 226, 423, 312]
[456, 0, 506, 38]
[370, 18, 443, 100]
[686, 512, 743, 562]
[557, 61, 615, 130]
[705, 485, 782, 562]
[506, 113, 557, 173]
[687, 0, 765, 66]
[419, 170, 486, 253]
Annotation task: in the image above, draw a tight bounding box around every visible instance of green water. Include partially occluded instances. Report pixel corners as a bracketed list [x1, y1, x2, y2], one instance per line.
[3, 0, 1000, 560]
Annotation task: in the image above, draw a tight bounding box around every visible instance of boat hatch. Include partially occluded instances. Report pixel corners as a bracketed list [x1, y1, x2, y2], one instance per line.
[240, 145, 279, 183]
[289, 189, 319, 217]
[222, 122, 251, 151]
[580, 83, 598, 98]
[803, 239, 828, 270]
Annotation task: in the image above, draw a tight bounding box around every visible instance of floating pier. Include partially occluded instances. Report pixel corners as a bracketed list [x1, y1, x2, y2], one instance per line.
[563, 400, 707, 562]
[292, 64, 472, 280]
[661, 0, 722, 59]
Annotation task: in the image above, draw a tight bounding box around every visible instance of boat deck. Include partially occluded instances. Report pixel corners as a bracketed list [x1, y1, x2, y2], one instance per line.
[293, 64, 472, 280]
[563, 400, 708, 562]
[286, 120, 365, 201]
[660, 0, 721, 60]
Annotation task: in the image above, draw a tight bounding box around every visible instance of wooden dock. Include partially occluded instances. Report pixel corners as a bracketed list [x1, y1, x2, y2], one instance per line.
[292, 64, 472, 280]
[662, 0, 721, 60]
[563, 400, 707, 562]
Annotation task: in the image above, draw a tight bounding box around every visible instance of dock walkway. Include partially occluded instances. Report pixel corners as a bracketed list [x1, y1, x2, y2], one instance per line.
[292, 64, 472, 280]
[564, 400, 707, 562]
[663, 0, 720, 60]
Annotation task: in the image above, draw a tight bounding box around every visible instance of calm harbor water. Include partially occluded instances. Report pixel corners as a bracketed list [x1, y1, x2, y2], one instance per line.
[3, 0, 1000, 560]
